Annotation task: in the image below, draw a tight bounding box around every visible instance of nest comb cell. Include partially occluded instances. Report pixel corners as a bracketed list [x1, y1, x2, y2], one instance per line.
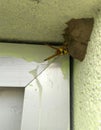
[44, 18, 94, 61]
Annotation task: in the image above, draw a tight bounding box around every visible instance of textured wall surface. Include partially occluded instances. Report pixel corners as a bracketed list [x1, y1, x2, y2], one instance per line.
[74, 11, 101, 130]
[0, 0, 101, 42]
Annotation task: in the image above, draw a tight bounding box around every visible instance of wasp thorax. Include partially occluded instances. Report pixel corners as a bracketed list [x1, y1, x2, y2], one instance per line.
[58, 48, 68, 55]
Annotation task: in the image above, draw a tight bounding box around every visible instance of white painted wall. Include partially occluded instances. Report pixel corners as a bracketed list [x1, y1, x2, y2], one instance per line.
[0, 57, 36, 87]
[0, 56, 49, 87]
[74, 12, 101, 130]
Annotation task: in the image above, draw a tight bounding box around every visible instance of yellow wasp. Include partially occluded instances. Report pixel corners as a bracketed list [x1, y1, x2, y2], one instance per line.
[44, 45, 68, 61]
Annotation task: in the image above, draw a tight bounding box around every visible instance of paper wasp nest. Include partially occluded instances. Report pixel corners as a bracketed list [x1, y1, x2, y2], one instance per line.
[63, 18, 94, 61]
[44, 18, 94, 61]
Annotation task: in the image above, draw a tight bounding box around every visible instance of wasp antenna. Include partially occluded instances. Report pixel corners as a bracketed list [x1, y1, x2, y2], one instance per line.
[44, 43, 58, 50]
[47, 45, 58, 50]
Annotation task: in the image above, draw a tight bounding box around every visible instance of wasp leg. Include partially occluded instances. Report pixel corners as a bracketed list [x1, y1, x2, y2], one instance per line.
[44, 53, 59, 61]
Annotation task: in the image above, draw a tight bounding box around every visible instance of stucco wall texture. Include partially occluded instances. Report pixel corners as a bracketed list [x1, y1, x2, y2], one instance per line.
[0, 0, 101, 42]
[74, 12, 101, 130]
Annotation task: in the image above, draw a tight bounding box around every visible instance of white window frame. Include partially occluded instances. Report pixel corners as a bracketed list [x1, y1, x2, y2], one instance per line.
[0, 43, 70, 130]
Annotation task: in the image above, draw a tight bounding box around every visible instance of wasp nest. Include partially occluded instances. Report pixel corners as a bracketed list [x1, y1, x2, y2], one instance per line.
[63, 18, 94, 61]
